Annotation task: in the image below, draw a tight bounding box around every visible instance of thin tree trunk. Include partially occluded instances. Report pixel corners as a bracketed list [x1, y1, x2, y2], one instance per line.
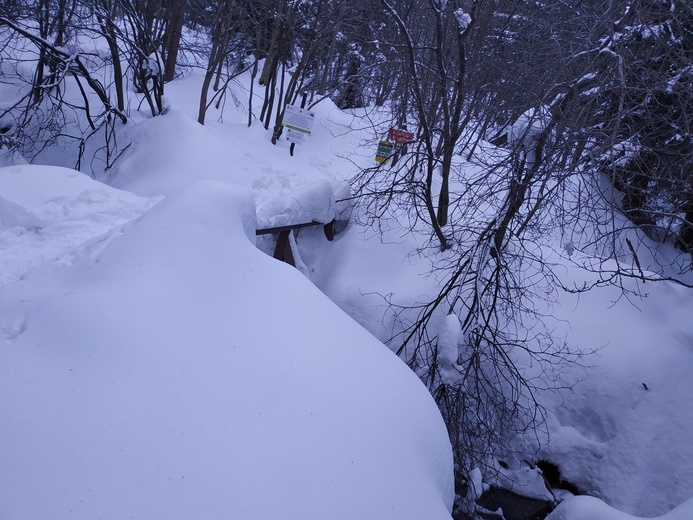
[264, 65, 278, 130]
[259, 20, 282, 85]
[437, 144, 453, 227]
[213, 55, 224, 91]
[105, 26, 125, 112]
[271, 62, 286, 144]
[198, 65, 216, 124]
[248, 56, 258, 127]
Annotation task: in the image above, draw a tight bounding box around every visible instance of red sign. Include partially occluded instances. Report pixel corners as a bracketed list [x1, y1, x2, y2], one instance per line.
[388, 128, 415, 144]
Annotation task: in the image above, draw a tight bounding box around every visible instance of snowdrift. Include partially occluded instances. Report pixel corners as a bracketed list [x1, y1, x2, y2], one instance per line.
[104, 109, 349, 229]
[0, 164, 156, 286]
[547, 495, 693, 520]
[0, 177, 453, 519]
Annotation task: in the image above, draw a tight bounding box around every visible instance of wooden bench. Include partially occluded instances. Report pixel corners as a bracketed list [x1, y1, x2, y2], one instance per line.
[255, 220, 335, 266]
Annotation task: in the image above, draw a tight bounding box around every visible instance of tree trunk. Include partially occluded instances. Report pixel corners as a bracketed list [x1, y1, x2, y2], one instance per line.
[164, 0, 186, 82]
[436, 144, 453, 227]
[622, 172, 651, 227]
[259, 20, 282, 86]
[678, 202, 693, 252]
[105, 29, 125, 112]
[248, 56, 258, 127]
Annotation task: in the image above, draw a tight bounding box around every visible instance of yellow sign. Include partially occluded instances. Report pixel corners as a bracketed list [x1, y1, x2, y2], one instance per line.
[375, 141, 394, 163]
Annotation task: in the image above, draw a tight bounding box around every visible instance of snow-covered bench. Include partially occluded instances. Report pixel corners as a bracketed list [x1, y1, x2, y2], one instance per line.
[255, 220, 335, 266]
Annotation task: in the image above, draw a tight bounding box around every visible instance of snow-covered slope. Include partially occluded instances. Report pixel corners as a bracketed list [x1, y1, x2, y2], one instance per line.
[311, 158, 693, 517]
[0, 178, 454, 519]
[3, 65, 693, 520]
[321, 204, 693, 517]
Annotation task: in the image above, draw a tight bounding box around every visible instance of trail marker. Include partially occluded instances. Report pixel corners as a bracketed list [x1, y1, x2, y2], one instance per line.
[375, 141, 395, 163]
[388, 128, 415, 144]
[283, 104, 315, 144]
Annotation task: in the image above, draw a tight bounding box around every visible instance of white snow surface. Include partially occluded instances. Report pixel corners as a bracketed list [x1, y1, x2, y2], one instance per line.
[539, 273, 693, 516]
[106, 109, 343, 227]
[3, 66, 693, 520]
[0, 75, 453, 518]
[0, 164, 157, 286]
[547, 495, 693, 520]
[437, 313, 462, 385]
[318, 167, 693, 516]
[0, 177, 453, 519]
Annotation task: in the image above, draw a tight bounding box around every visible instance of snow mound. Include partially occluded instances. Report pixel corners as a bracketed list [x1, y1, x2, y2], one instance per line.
[0, 179, 453, 519]
[256, 178, 336, 227]
[0, 164, 157, 286]
[105, 110, 344, 228]
[547, 495, 693, 520]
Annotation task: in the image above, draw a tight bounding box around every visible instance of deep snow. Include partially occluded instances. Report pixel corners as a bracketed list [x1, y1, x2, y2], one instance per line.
[0, 175, 454, 519]
[2, 67, 693, 520]
[0, 73, 454, 518]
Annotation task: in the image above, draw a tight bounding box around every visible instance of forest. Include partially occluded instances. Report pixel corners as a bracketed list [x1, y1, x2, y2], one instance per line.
[1, 1, 693, 519]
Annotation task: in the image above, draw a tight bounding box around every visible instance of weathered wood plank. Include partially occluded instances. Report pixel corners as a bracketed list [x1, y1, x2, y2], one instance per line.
[255, 221, 323, 236]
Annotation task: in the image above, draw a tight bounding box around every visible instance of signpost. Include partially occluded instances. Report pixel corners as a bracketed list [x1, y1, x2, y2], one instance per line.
[283, 104, 315, 145]
[375, 128, 415, 164]
[375, 141, 395, 163]
[388, 128, 415, 144]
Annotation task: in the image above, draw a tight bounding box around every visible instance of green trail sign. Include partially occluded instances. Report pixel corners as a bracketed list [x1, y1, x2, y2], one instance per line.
[375, 141, 394, 163]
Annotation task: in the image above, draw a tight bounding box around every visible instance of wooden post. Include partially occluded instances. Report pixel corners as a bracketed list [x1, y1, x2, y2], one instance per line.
[272, 230, 295, 266]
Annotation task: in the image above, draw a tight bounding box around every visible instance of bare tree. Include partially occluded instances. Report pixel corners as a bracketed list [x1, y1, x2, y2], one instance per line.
[0, 11, 127, 167]
[116, 0, 168, 116]
[196, 0, 258, 125]
[347, 1, 693, 514]
[163, 0, 186, 82]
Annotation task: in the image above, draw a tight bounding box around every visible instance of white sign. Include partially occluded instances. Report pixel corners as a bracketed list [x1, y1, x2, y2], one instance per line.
[283, 104, 315, 144]
[285, 127, 306, 144]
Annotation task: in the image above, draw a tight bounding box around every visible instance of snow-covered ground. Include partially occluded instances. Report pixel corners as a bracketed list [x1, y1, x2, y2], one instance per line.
[548, 496, 693, 520]
[0, 165, 157, 286]
[320, 206, 693, 518]
[540, 273, 693, 517]
[0, 77, 453, 518]
[2, 69, 693, 520]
